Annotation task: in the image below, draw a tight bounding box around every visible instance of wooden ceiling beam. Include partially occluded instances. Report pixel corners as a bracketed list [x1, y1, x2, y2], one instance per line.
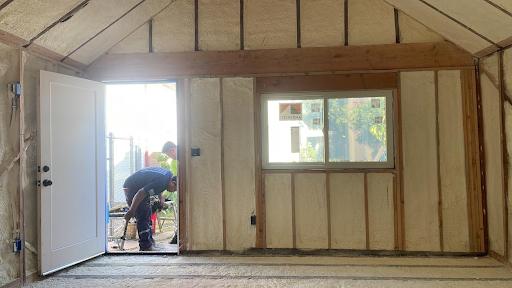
[84, 41, 474, 81]
[0, 29, 85, 71]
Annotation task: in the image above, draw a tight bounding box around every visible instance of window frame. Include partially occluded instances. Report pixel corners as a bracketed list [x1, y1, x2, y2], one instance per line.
[261, 90, 395, 170]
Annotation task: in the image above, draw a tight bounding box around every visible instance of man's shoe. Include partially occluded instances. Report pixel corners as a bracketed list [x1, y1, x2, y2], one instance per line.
[169, 234, 177, 244]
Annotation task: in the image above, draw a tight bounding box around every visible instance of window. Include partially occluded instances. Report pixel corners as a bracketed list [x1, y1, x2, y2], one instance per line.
[262, 90, 394, 169]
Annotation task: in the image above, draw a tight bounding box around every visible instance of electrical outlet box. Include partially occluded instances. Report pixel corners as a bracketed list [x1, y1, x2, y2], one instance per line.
[191, 148, 200, 157]
[250, 215, 256, 225]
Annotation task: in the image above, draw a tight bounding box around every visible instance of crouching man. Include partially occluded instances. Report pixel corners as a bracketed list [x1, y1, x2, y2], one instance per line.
[123, 167, 177, 251]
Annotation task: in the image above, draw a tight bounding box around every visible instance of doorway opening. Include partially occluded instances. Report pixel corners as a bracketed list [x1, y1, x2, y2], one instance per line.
[104, 81, 178, 253]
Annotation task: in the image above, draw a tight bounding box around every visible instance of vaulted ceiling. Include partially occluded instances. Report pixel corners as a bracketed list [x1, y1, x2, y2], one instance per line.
[0, 0, 510, 71]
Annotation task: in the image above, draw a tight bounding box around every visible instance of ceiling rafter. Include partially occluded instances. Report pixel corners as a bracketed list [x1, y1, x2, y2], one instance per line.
[24, 0, 90, 48]
[62, 0, 147, 62]
[81, 0, 176, 68]
[484, 0, 512, 18]
[418, 0, 501, 49]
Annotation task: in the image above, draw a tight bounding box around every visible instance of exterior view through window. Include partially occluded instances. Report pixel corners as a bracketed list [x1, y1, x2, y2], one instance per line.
[262, 90, 394, 169]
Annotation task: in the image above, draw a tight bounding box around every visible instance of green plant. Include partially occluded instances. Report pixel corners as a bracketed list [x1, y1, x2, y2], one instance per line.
[156, 153, 177, 216]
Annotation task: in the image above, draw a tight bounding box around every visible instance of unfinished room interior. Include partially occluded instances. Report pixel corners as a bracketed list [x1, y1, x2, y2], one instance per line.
[1, 0, 512, 287]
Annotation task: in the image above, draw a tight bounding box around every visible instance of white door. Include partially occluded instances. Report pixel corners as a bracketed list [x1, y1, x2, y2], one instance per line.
[37, 70, 106, 275]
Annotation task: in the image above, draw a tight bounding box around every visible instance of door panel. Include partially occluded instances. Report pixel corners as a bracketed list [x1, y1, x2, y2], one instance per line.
[38, 70, 106, 275]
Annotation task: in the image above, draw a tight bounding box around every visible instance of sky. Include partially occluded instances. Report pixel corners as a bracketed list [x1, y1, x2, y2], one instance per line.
[105, 83, 177, 165]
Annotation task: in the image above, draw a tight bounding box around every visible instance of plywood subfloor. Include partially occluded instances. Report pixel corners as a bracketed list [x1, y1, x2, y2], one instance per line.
[25, 255, 512, 287]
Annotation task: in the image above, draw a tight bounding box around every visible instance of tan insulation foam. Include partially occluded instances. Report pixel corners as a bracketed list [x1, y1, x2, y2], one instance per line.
[367, 173, 394, 250]
[505, 103, 512, 265]
[438, 70, 470, 252]
[0, 0, 83, 41]
[481, 64, 505, 256]
[481, 52, 499, 85]
[34, 0, 141, 57]
[222, 78, 255, 250]
[189, 78, 223, 250]
[398, 11, 445, 44]
[300, 0, 344, 48]
[503, 48, 512, 99]
[69, 0, 173, 64]
[153, 0, 195, 52]
[244, 0, 296, 50]
[401, 71, 440, 252]
[198, 0, 240, 51]
[265, 174, 293, 248]
[0, 43, 20, 284]
[330, 173, 365, 250]
[348, 0, 395, 45]
[384, 0, 491, 54]
[491, 0, 512, 13]
[295, 173, 328, 249]
[424, 0, 512, 44]
[108, 23, 149, 54]
[504, 49, 512, 264]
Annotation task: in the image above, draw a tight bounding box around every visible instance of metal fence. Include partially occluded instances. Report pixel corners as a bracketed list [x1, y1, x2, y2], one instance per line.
[106, 133, 145, 207]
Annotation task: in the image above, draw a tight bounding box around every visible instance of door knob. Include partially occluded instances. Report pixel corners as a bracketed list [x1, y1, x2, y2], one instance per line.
[43, 180, 52, 187]
[43, 166, 50, 172]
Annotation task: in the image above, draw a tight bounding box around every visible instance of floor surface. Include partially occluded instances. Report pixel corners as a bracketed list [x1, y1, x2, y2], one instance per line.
[24, 255, 512, 287]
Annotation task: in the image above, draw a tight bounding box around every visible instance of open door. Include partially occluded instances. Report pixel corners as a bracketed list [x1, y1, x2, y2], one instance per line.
[37, 70, 106, 275]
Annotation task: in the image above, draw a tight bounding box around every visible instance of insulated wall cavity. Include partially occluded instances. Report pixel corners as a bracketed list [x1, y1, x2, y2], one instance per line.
[265, 174, 293, 248]
[0, 43, 20, 286]
[480, 54, 505, 256]
[367, 173, 394, 250]
[108, 23, 150, 54]
[295, 173, 328, 249]
[300, 0, 344, 47]
[504, 48, 512, 264]
[438, 70, 469, 252]
[398, 11, 445, 44]
[198, 0, 240, 51]
[348, 0, 395, 45]
[222, 78, 255, 250]
[244, 0, 296, 50]
[330, 173, 365, 249]
[152, 0, 195, 52]
[189, 78, 223, 250]
[401, 71, 440, 251]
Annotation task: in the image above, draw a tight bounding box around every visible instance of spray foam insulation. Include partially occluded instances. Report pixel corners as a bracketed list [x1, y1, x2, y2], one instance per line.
[0, 43, 20, 284]
[265, 174, 293, 248]
[348, 0, 395, 46]
[503, 48, 512, 98]
[398, 11, 445, 44]
[492, 0, 512, 13]
[69, 0, 173, 64]
[367, 173, 394, 250]
[505, 48, 512, 264]
[153, 0, 195, 52]
[385, 0, 490, 55]
[295, 173, 328, 249]
[0, 0, 83, 41]
[34, 0, 141, 57]
[198, 0, 240, 51]
[401, 71, 440, 252]
[222, 78, 255, 250]
[189, 78, 223, 250]
[481, 54, 505, 256]
[329, 173, 365, 250]
[505, 102, 512, 264]
[438, 70, 470, 252]
[244, 0, 296, 50]
[108, 23, 150, 54]
[300, 0, 344, 48]
[425, 0, 512, 44]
